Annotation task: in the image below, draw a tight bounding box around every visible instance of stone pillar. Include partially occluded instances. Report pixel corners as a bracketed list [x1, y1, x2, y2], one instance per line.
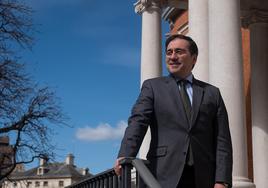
[208, 0, 255, 187]
[245, 9, 268, 188]
[251, 22, 268, 188]
[134, 0, 162, 159]
[188, 0, 209, 82]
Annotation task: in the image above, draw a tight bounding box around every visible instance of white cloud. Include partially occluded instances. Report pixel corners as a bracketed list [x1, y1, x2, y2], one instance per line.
[76, 121, 127, 141]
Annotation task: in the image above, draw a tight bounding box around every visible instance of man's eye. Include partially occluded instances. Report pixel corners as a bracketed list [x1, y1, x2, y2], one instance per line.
[166, 50, 173, 55]
[175, 49, 182, 54]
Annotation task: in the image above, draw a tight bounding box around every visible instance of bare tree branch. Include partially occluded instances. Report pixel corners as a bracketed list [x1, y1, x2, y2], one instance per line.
[0, 0, 68, 180]
[0, 0, 34, 56]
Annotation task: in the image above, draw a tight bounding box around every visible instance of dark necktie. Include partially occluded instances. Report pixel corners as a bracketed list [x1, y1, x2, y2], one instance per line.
[178, 80, 194, 166]
[178, 80, 192, 122]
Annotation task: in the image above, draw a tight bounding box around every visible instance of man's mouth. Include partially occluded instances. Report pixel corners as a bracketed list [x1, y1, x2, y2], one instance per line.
[168, 61, 181, 65]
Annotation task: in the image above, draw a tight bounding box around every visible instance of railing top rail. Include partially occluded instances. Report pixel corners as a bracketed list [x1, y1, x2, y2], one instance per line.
[120, 158, 162, 188]
[65, 168, 115, 188]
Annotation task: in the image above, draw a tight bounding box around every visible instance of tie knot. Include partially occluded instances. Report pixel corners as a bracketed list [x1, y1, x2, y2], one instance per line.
[178, 80, 189, 87]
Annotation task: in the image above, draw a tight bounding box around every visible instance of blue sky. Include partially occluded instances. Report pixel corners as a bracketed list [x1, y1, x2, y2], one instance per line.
[23, 0, 169, 174]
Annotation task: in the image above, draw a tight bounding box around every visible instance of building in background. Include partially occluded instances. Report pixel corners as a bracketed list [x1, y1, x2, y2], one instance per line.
[1, 154, 91, 188]
[0, 136, 14, 180]
[135, 0, 268, 188]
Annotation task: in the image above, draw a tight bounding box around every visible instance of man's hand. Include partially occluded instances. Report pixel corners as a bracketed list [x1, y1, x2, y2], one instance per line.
[214, 183, 228, 188]
[114, 157, 124, 176]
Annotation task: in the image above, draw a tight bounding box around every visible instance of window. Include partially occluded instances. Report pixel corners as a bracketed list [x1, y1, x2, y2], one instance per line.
[59, 181, 64, 187]
[38, 168, 42, 174]
[35, 181, 40, 187]
[43, 181, 48, 187]
[27, 182, 32, 188]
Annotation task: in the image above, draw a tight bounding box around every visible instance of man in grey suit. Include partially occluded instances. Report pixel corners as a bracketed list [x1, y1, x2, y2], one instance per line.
[114, 34, 232, 188]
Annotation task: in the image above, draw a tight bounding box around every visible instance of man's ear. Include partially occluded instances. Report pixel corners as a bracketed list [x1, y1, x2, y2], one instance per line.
[192, 55, 197, 69]
[193, 55, 197, 62]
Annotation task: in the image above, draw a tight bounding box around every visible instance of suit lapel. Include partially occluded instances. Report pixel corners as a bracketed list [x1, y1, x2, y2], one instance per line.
[164, 77, 189, 129]
[191, 79, 204, 128]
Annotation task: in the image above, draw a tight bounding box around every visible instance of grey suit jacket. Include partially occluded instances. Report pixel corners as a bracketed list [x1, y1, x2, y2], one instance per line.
[118, 76, 233, 188]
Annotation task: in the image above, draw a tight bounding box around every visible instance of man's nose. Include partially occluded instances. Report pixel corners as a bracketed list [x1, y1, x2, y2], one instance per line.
[170, 52, 178, 59]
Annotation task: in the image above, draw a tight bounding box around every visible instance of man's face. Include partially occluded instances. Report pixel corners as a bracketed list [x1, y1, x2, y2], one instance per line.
[165, 38, 197, 78]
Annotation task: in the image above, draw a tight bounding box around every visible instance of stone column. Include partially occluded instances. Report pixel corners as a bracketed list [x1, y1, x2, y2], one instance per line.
[244, 9, 268, 188]
[188, 0, 209, 82]
[208, 0, 255, 187]
[134, 0, 162, 159]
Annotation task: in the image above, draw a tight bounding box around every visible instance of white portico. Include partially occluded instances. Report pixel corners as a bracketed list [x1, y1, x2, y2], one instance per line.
[243, 9, 268, 188]
[134, 0, 268, 187]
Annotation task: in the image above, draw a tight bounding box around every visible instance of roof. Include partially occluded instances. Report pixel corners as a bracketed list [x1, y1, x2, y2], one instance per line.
[9, 162, 92, 180]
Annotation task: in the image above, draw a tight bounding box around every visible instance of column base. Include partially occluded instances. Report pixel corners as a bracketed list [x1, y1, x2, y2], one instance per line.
[233, 176, 255, 188]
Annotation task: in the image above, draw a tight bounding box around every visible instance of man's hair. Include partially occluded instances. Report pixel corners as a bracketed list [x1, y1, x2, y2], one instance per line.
[165, 34, 198, 56]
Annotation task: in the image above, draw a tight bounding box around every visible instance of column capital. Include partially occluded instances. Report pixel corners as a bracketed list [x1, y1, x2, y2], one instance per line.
[134, 0, 161, 14]
[241, 9, 268, 28]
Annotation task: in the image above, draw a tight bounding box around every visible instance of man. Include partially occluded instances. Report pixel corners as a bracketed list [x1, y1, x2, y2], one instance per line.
[114, 34, 232, 188]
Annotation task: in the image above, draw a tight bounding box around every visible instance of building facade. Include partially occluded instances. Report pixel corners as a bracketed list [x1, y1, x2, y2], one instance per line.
[1, 154, 91, 188]
[134, 0, 268, 188]
[0, 136, 14, 179]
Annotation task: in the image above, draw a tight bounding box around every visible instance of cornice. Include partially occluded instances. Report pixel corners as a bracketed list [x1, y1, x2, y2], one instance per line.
[134, 0, 162, 14]
[241, 9, 268, 28]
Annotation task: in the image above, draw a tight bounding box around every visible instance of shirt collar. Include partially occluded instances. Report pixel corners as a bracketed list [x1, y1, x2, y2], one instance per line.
[170, 73, 193, 84]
